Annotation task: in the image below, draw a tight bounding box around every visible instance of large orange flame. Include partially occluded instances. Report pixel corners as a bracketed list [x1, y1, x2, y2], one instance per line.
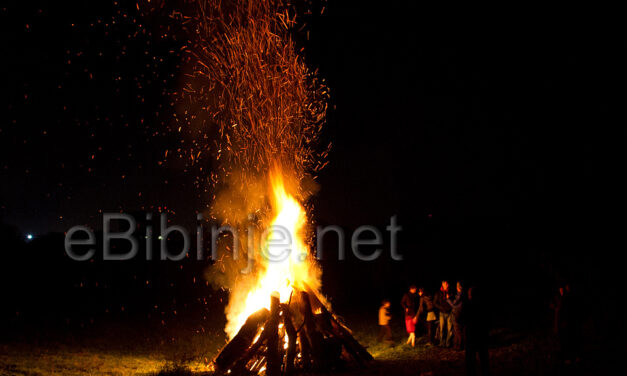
[224, 169, 321, 339]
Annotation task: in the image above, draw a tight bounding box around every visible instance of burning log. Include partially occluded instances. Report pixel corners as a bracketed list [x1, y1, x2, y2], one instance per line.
[230, 334, 265, 374]
[214, 308, 269, 373]
[303, 283, 374, 365]
[266, 292, 281, 376]
[299, 291, 326, 370]
[296, 320, 313, 370]
[282, 302, 297, 375]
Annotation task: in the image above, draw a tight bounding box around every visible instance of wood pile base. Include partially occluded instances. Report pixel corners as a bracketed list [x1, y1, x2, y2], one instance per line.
[214, 285, 373, 375]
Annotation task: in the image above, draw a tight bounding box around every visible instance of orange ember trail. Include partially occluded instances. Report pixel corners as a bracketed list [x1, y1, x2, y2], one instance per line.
[154, 0, 329, 339]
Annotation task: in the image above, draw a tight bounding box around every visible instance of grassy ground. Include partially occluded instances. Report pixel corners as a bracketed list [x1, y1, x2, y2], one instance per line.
[0, 316, 593, 376]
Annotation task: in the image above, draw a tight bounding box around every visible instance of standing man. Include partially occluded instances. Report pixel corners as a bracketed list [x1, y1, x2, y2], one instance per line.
[401, 285, 419, 347]
[434, 280, 454, 347]
[448, 281, 464, 350]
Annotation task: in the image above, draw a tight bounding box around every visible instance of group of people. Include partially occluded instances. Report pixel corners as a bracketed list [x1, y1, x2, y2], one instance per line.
[378, 280, 489, 376]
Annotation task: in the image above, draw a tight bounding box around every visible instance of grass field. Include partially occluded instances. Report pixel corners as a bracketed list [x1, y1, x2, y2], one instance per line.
[0, 316, 594, 376]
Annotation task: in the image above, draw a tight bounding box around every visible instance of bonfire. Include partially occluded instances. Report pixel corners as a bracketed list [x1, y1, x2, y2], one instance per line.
[143, 0, 374, 373]
[211, 169, 373, 375]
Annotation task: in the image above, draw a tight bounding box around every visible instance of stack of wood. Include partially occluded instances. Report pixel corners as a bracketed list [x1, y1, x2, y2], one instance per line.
[214, 284, 373, 375]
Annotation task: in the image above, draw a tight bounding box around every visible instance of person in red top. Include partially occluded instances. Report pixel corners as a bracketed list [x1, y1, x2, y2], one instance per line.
[401, 285, 419, 347]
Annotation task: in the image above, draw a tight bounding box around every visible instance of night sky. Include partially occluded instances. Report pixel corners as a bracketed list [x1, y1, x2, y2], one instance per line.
[1, 1, 624, 298]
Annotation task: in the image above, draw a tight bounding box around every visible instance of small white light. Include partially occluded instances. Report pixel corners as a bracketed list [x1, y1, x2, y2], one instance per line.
[26, 234, 33, 240]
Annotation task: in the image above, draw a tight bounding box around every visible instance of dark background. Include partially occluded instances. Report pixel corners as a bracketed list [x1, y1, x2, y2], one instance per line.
[0, 0, 624, 342]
